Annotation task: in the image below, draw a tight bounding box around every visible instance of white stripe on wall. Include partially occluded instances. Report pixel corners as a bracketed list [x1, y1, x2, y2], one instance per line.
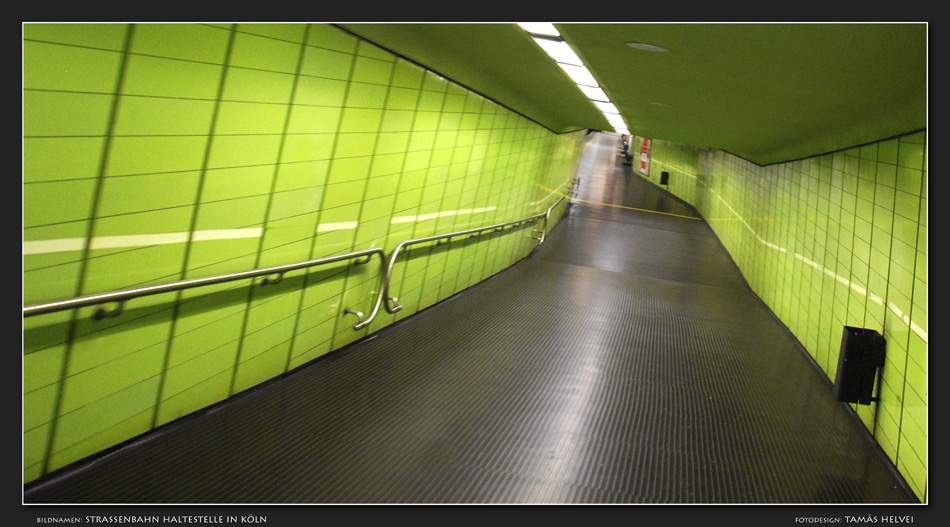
[191, 228, 264, 241]
[90, 232, 190, 249]
[391, 206, 497, 224]
[316, 221, 359, 233]
[24, 228, 265, 255]
[22, 238, 87, 255]
[710, 188, 926, 343]
[24, 209, 501, 256]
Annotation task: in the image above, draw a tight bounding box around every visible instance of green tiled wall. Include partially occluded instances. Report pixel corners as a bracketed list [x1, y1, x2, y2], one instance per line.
[638, 133, 927, 502]
[23, 23, 584, 483]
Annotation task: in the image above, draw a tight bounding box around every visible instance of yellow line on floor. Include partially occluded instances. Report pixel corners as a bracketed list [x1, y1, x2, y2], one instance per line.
[568, 196, 703, 220]
[582, 132, 599, 152]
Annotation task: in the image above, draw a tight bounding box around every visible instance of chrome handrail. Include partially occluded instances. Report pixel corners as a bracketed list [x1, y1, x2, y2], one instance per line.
[23, 248, 386, 329]
[23, 179, 578, 332]
[378, 186, 574, 316]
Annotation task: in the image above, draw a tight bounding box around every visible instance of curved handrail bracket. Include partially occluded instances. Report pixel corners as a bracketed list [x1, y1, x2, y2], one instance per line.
[261, 273, 284, 286]
[378, 184, 575, 315]
[343, 307, 365, 325]
[385, 297, 402, 314]
[92, 301, 125, 320]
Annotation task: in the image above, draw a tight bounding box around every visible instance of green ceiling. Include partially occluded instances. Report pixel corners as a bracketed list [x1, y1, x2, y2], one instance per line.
[338, 23, 926, 166]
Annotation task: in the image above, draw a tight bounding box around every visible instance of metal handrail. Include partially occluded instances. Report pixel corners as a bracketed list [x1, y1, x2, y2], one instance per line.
[22, 248, 386, 329]
[22, 179, 578, 333]
[378, 185, 575, 317]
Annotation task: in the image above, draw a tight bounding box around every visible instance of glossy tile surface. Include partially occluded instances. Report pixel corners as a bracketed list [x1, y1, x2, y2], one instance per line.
[23, 134, 916, 504]
[23, 23, 585, 483]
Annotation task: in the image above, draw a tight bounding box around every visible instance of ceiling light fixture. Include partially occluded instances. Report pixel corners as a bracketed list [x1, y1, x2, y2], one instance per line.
[626, 42, 668, 52]
[517, 23, 560, 38]
[519, 23, 629, 134]
[605, 114, 627, 127]
[531, 37, 584, 66]
[577, 85, 610, 102]
[557, 63, 599, 87]
[594, 101, 620, 115]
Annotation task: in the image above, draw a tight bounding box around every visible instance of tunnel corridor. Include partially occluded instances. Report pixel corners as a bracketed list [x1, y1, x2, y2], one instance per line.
[22, 133, 916, 504]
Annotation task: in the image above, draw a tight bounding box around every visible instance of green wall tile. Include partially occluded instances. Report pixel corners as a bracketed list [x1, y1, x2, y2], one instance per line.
[351, 55, 395, 86]
[49, 381, 158, 471]
[306, 25, 357, 53]
[898, 141, 925, 170]
[4, 22, 670, 491]
[239, 23, 307, 44]
[645, 131, 926, 501]
[233, 344, 291, 394]
[97, 172, 201, 217]
[107, 136, 209, 176]
[280, 134, 338, 163]
[123, 55, 225, 99]
[215, 100, 290, 135]
[23, 137, 107, 184]
[82, 246, 187, 294]
[131, 23, 230, 63]
[185, 237, 261, 276]
[24, 91, 114, 137]
[59, 344, 166, 416]
[300, 47, 354, 81]
[25, 23, 128, 49]
[23, 180, 97, 228]
[23, 259, 84, 307]
[895, 166, 922, 195]
[157, 369, 233, 426]
[167, 310, 245, 373]
[24, 41, 123, 92]
[876, 162, 897, 188]
[230, 30, 302, 73]
[207, 135, 283, 169]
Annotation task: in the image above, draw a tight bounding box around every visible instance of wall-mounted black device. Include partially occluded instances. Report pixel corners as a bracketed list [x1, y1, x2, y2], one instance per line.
[833, 326, 886, 405]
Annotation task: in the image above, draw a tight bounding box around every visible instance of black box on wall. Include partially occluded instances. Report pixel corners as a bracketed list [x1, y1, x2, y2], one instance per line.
[833, 326, 886, 405]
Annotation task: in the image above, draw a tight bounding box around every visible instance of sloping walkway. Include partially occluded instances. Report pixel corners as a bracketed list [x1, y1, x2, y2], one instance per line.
[23, 133, 916, 504]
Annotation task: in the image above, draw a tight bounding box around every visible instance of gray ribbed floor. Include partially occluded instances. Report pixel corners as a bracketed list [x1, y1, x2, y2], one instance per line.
[23, 133, 917, 504]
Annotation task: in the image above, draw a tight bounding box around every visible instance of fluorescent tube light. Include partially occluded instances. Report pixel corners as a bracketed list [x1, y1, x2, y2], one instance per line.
[557, 63, 598, 87]
[606, 114, 627, 127]
[518, 23, 629, 135]
[577, 85, 609, 102]
[518, 23, 560, 37]
[532, 37, 584, 66]
[595, 101, 619, 114]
